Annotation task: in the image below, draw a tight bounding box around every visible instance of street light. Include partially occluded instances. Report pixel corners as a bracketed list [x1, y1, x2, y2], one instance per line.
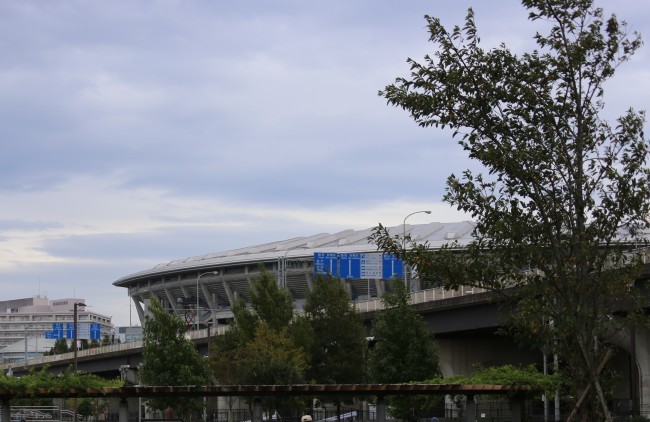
[279, 246, 306, 287]
[72, 301, 86, 422]
[72, 302, 86, 373]
[196, 271, 219, 331]
[402, 210, 431, 292]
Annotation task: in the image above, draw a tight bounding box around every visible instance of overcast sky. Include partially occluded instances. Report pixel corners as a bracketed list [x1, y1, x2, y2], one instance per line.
[1, 1, 648, 327]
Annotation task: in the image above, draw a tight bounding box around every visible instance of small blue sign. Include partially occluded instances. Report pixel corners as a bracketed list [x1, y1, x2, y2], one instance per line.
[90, 322, 101, 340]
[314, 252, 338, 277]
[382, 254, 404, 279]
[45, 331, 62, 339]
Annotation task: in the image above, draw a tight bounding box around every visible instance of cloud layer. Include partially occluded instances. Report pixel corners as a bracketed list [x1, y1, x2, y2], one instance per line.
[0, 0, 648, 326]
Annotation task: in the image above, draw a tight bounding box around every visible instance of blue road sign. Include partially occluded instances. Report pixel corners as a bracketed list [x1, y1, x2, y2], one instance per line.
[314, 252, 404, 280]
[47, 322, 101, 340]
[90, 322, 101, 340]
[315, 252, 404, 280]
[382, 254, 404, 279]
[339, 253, 362, 279]
[314, 252, 338, 277]
[45, 331, 62, 339]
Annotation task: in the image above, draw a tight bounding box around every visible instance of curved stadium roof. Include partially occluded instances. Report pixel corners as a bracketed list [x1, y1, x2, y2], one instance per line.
[114, 221, 476, 283]
[114, 221, 477, 326]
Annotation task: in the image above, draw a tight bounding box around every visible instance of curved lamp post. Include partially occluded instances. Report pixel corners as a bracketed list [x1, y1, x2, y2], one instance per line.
[279, 246, 306, 287]
[402, 210, 431, 291]
[196, 271, 219, 331]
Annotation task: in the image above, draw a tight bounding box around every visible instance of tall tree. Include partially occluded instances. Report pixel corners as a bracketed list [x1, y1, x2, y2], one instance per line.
[210, 269, 308, 417]
[368, 278, 440, 420]
[302, 275, 368, 385]
[299, 275, 367, 418]
[51, 338, 69, 355]
[249, 267, 295, 331]
[376, 1, 649, 420]
[368, 278, 440, 384]
[140, 296, 210, 421]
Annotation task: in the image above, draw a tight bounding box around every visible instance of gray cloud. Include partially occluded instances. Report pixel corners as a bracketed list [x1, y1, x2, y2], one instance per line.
[0, 219, 64, 231]
[0, 0, 647, 327]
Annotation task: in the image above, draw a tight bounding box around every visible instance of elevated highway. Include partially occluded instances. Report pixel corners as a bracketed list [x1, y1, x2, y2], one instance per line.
[3, 285, 495, 377]
[6, 261, 650, 414]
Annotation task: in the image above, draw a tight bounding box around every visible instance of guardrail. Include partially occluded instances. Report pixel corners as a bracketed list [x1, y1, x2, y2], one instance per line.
[1, 324, 234, 372]
[353, 285, 487, 313]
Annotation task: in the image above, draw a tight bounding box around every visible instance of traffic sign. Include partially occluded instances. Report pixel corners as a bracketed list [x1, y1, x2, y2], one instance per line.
[77, 323, 90, 339]
[46, 322, 101, 340]
[90, 322, 101, 340]
[339, 253, 361, 279]
[315, 252, 404, 280]
[382, 254, 403, 279]
[360, 253, 382, 279]
[45, 331, 62, 339]
[314, 252, 338, 277]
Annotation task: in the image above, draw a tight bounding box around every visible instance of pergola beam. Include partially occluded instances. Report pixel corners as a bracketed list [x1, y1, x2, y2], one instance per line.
[0, 383, 539, 399]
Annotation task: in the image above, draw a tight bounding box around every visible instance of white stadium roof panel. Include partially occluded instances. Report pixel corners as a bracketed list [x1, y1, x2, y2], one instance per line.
[113, 221, 477, 286]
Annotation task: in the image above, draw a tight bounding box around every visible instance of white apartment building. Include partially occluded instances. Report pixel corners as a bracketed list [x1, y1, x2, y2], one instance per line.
[0, 296, 113, 356]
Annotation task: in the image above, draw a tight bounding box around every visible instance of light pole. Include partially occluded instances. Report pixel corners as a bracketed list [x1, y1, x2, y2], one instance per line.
[72, 302, 86, 373]
[72, 301, 86, 422]
[280, 246, 306, 287]
[196, 271, 218, 331]
[402, 210, 431, 292]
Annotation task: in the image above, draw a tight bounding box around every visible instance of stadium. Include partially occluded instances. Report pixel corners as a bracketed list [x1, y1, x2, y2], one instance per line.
[112, 221, 476, 328]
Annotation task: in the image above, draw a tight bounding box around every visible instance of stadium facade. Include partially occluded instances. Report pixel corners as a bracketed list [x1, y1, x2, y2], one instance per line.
[113, 221, 475, 328]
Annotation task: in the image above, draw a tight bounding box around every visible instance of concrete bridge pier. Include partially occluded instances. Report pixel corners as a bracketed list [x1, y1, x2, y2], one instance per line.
[119, 397, 128, 422]
[632, 326, 650, 415]
[253, 397, 263, 422]
[376, 396, 386, 422]
[611, 324, 650, 415]
[1, 399, 10, 422]
[464, 395, 475, 422]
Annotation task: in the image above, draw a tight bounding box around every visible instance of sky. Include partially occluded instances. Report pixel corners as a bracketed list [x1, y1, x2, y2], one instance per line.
[0, 1, 648, 327]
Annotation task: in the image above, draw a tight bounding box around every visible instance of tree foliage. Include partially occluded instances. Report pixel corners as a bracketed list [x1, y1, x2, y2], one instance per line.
[210, 269, 308, 416]
[140, 295, 210, 420]
[301, 275, 368, 385]
[49, 338, 69, 355]
[368, 278, 440, 384]
[0, 367, 122, 398]
[210, 269, 305, 384]
[297, 274, 368, 417]
[376, 0, 649, 420]
[101, 334, 111, 346]
[368, 278, 440, 419]
[430, 364, 561, 395]
[75, 397, 108, 421]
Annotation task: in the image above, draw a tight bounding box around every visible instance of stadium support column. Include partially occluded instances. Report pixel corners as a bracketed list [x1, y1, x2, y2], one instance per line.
[196, 271, 219, 331]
